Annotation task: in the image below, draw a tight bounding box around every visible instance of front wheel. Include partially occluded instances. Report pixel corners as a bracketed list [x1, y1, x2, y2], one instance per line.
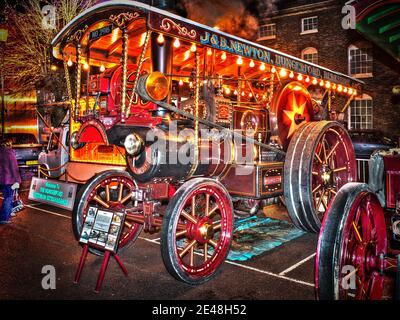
[316, 183, 387, 300]
[72, 170, 143, 255]
[161, 178, 234, 285]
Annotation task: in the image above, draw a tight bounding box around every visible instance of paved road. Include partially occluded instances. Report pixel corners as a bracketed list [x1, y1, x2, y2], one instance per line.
[0, 189, 318, 300]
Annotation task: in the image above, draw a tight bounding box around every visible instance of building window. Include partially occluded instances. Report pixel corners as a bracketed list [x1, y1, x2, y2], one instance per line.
[301, 16, 318, 34]
[258, 23, 276, 40]
[301, 47, 318, 64]
[348, 45, 373, 78]
[348, 94, 373, 129]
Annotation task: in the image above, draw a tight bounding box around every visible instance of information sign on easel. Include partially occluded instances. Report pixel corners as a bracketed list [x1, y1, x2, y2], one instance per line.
[74, 206, 128, 293]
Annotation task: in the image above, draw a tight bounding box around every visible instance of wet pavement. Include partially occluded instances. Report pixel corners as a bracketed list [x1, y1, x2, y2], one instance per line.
[0, 189, 318, 300]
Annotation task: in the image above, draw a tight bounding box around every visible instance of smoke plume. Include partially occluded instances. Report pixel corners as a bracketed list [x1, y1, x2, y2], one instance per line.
[177, 0, 259, 39]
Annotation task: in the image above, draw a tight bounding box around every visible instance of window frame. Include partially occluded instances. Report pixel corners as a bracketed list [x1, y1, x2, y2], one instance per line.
[348, 44, 373, 78]
[301, 47, 318, 64]
[348, 94, 373, 130]
[301, 16, 318, 35]
[258, 23, 277, 40]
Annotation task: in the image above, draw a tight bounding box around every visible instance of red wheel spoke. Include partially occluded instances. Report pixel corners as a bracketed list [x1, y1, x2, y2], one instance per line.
[121, 193, 132, 205]
[321, 137, 328, 163]
[361, 208, 372, 243]
[326, 141, 340, 162]
[315, 152, 323, 164]
[312, 184, 322, 193]
[213, 222, 222, 231]
[205, 194, 210, 217]
[208, 239, 218, 248]
[352, 222, 363, 244]
[179, 239, 197, 258]
[316, 190, 324, 211]
[118, 183, 123, 202]
[321, 193, 328, 211]
[181, 210, 198, 224]
[333, 166, 347, 173]
[176, 230, 187, 238]
[105, 185, 110, 203]
[190, 246, 195, 267]
[93, 195, 110, 208]
[204, 243, 208, 262]
[208, 205, 219, 217]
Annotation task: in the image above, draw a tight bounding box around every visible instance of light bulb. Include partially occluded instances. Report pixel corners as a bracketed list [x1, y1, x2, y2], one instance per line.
[190, 43, 196, 52]
[100, 64, 105, 72]
[260, 63, 266, 71]
[279, 69, 288, 78]
[173, 38, 180, 48]
[67, 58, 73, 67]
[237, 56, 243, 65]
[271, 66, 276, 73]
[83, 62, 89, 70]
[221, 52, 227, 61]
[325, 81, 331, 89]
[289, 71, 294, 78]
[297, 74, 303, 81]
[249, 60, 255, 68]
[157, 33, 165, 44]
[179, 79, 184, 86]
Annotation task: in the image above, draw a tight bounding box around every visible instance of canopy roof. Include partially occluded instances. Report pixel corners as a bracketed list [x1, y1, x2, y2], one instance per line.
[352, 0, 400, 61]
[52, 0, 363, 89]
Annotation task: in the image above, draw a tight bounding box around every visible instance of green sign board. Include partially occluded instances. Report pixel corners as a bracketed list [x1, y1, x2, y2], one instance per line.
[28, 177, 77, 210]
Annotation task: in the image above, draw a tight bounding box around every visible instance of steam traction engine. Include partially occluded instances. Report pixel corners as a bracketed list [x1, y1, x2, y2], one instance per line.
[49, 1, 362, 284]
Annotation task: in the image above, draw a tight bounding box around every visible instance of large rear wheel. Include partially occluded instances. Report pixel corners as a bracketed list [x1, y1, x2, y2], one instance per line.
[284, 121, 357, 232]
[316, 183, 387, 300]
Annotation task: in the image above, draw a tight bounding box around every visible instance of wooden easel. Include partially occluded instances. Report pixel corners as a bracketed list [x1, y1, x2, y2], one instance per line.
[74, 244, 128, 293]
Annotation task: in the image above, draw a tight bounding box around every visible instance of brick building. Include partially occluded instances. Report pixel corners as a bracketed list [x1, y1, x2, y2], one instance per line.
[257, 0, 400, 139]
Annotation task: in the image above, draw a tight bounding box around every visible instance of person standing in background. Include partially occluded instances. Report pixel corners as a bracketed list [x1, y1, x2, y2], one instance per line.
[0, 139, 21, 224]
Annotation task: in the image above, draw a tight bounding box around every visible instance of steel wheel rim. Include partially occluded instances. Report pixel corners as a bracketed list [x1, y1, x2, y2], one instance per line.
[338, 192, 387, 299]
[173, 186, 233, 278]
[81, 175, 141, 248]
[311, 127, 356, 221]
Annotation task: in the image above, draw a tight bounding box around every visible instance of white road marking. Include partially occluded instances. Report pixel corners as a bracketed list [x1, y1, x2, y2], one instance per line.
[138, 237, 315, 288]
[279, 253, 316, 276]
[8, 202, 315, 289]
[25, 204, 71, 220]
